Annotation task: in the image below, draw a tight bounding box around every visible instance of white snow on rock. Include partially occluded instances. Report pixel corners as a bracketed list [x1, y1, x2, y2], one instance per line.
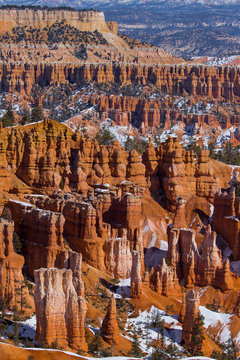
[20, 315, 37, 339]
[200, 306, 232, 343]
[117, 278, 131, 287]
[148, 233, 157, 248]
[9, 199, 33, 207]
[127, 305, 182, 353]
[143, 224, 149, 235]
[160, 240, 168, 251]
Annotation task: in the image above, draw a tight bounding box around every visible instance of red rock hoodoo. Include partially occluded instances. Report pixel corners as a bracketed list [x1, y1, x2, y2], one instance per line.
[34, 264, 87, 351]
[101, 294, 120, 345]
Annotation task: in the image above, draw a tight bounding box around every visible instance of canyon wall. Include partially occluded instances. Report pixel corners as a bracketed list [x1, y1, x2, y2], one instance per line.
[0, 63, 240, 101]
[34, 266, 87, 351]
[0, 8, 110, 34]
[213, 188, 240, 260]
[0, 121, 231, 211]
[0, 217, 32, 310]
[6, 184, 144, 277]
[148, 224, 236, 296]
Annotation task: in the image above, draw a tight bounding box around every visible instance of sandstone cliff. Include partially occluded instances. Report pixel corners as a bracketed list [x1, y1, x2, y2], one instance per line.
[0, 217, 31, 310]
[0, 63, 239, 101]
[0, 8, 110, 34]
[101, 294, 120, 345]
[34, 266, 87, 351]
[0, 120, 231, 212]
[182, 289, 200, 346]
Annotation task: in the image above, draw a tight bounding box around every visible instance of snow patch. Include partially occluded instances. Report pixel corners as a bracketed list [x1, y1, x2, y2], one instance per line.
[200, 306, 232, 343]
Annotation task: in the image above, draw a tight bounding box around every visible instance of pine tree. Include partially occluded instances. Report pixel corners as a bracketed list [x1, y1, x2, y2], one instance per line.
[153, 311, 165, 349]
[222, 336, 238, 360]
[124, 135, 148, 154]
[1, 105, 15, 127]
[95, 128, 116, 145]
[30, 106, 44, 123]
[128, 332, 142, 358]
[188, 312, 205, 356]
[165, 342, 179, 359]
[206, 299, 219, 312]
[20, 109, 31, 125]
[0, 296, 7, 336]
[88, 332, 104, 356]
[14, 279, 30, 314]
[210, 349, 222, 360]
[12, 309, 21, 346]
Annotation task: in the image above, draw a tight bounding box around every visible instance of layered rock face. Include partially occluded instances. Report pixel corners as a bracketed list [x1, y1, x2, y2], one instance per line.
[101, 295, 120, 345]
[6, 199, 67, 278]
[0, 218, 30, 309]
[1, 63, 240, 101]
[0, 121, 147, 195]
[34, 267, 87, 351]
[0, 8, 110, 34]
[158, 137, 231, 210]
[97, 94, 240, 133]
[166, 226, 234, 291]
[0, 121, 231, 211]
[173, 196, 187, 229]
[149, 258, 181, 297]
[213, 188, 240, 260]
[6, 182, 144, 277]
[182, 289, 200, 346]
[130, 250, 143, 299]
[147, 222, 236, 297]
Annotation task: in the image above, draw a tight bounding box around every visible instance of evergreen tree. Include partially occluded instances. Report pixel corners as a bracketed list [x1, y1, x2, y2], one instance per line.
[14, 279, 30, 314]
[128, 332, 142, 358]
[208, 142, 217, 159]
[95, 128, 116, 146]
[0, 296, 7, 336]
[12, 309, 21, 346]
[184, 140, 201, 156]
[210, 349, 222, 360]
[165, 342, 179, 359]
[152, 311, 165, 348]
[20, 109, 31, 125]
[209, 141, 240, 166]
[30, 106, 44, 123]
[124, 135, 148, 154]
[88, 332, 104, 356]
[221, 336, 238, 360]
[188, 312, 205, 356]
[1, 105, 15, 127]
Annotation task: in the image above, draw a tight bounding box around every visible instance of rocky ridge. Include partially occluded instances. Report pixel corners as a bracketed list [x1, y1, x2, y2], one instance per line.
[0, 120, 239, 356]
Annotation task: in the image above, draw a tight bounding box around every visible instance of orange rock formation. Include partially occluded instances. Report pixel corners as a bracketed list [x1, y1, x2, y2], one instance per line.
[0, 8, 111, 34]
[130, 250, 143, 299]
[0, 217, 31, 310]
[34, 263, 87, 351]
[1, 63, 240, 101]
[182, 289, 200, 346]
[101, 294, 120, 345]
[166, 226, 234, 291]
